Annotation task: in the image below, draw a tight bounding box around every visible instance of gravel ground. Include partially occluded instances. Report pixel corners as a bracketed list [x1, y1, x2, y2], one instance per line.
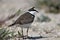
[0, 0, 60, 40]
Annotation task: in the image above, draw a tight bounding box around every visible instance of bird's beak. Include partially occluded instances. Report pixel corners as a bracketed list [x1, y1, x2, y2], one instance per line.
[36, 10, 39, 13]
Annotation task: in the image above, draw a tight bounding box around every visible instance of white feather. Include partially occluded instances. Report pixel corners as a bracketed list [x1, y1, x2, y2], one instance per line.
[29, 11, 36, 15]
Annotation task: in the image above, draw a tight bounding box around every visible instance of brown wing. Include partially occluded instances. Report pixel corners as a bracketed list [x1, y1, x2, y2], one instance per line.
[15, 12, 35, 24]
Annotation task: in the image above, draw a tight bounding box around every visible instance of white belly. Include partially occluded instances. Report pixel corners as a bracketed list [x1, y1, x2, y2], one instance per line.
[20, 23, 31, 28]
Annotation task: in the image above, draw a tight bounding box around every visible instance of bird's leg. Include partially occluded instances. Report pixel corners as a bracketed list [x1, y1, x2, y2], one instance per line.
[21, 28, 23, 37]
[27, 27, 29, 37]
[21, 28, 25, 40]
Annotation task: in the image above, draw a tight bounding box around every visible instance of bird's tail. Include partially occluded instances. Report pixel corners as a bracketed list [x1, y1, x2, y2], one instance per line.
[8, 22, 16, 27]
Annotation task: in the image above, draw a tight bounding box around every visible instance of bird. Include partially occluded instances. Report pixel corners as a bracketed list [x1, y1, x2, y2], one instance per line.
[8, 7, 39, 38]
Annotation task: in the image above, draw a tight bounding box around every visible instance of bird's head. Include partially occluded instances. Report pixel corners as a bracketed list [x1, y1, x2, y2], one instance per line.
[28, 7, 39, 15]
[28, 7, 38, 12]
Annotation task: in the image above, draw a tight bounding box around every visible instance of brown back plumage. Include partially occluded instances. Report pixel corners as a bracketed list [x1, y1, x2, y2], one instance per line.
[8, 12, 35, 27]
[15, 12, 35, 24]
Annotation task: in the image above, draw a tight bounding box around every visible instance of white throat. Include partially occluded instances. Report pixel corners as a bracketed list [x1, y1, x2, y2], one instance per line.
[29, 11, 36, 15]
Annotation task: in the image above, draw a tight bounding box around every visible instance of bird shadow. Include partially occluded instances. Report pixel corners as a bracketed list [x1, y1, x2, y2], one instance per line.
[23, 36, 47, 39]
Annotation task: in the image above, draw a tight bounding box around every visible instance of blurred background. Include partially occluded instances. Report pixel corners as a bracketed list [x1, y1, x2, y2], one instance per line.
[0, 0, 60, 40]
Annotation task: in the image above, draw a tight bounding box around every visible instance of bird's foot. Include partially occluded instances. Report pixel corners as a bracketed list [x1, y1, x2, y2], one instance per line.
[21, 35, 24, 37]
[23, 35, 28, 39]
